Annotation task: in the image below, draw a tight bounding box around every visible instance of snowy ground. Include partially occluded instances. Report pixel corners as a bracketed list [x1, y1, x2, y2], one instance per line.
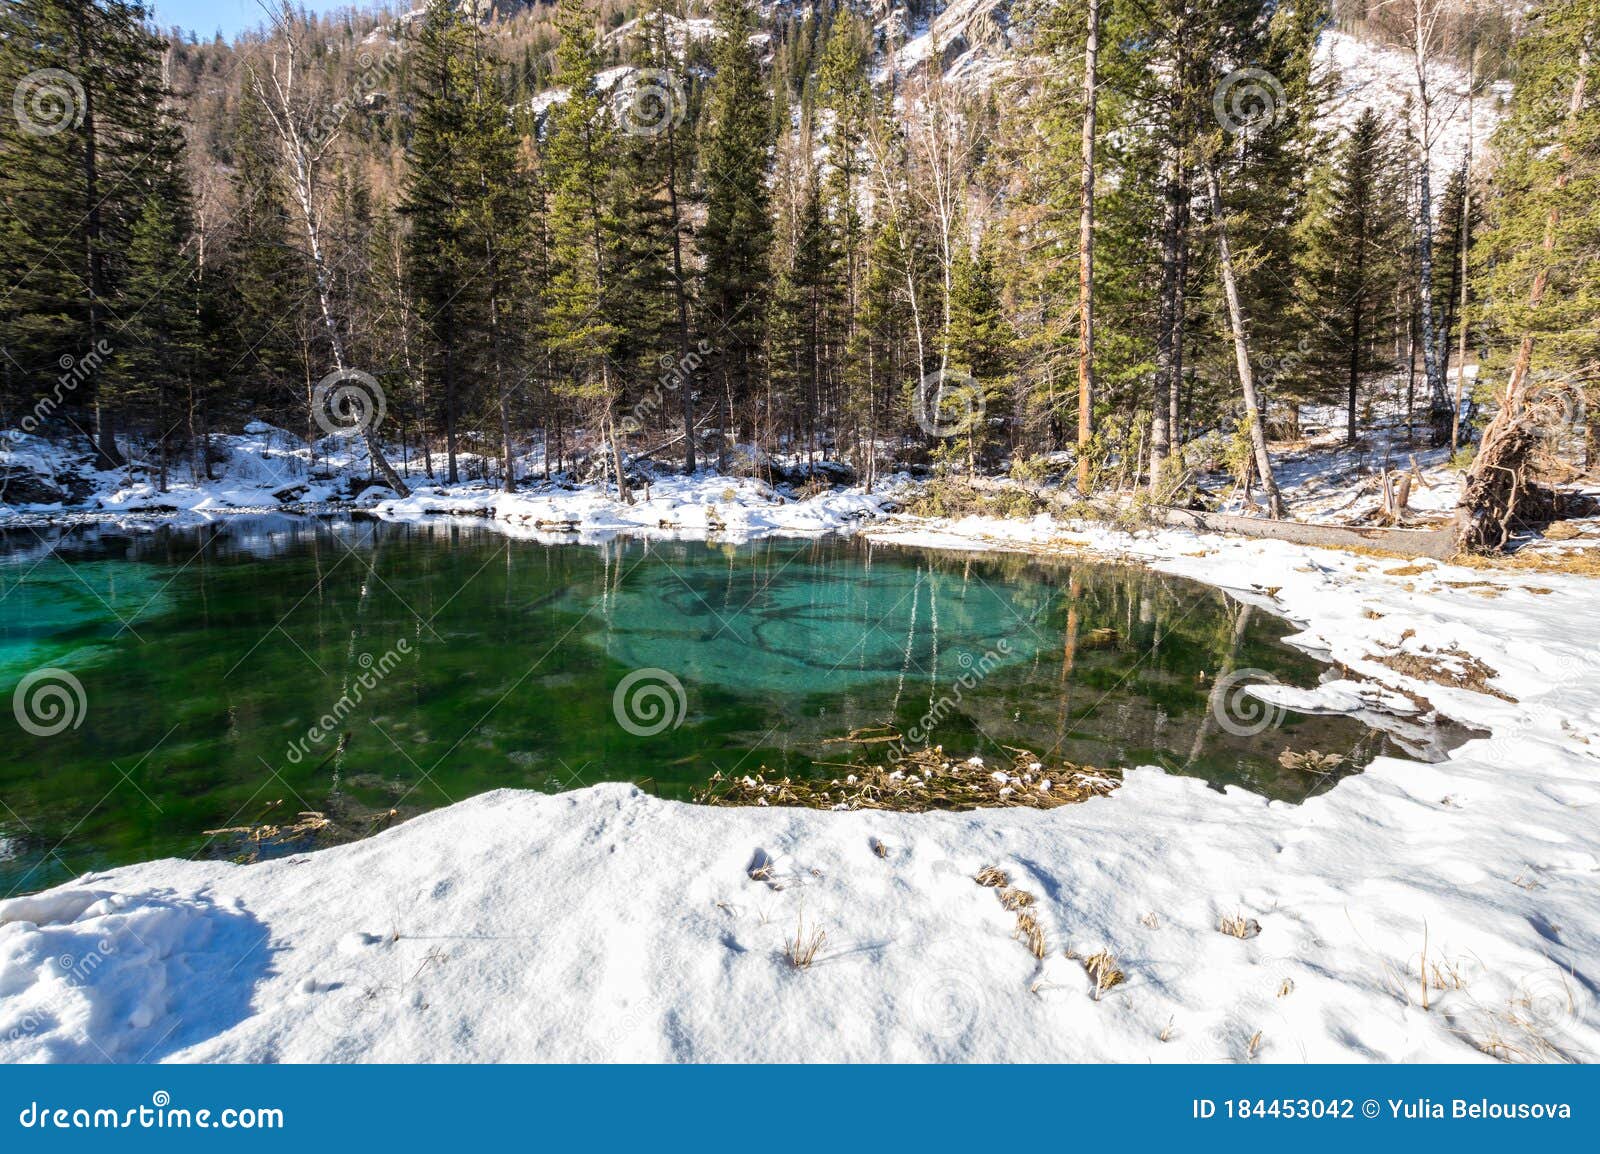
[3, 446, 1600, 1061]
[0, 425, 894, 540]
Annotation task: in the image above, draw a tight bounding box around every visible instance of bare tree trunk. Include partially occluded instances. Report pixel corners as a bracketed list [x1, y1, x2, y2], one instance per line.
[1076, 0, 1099, 497]
[252, 17, 409, 496]
[664, 110, 695, 474]
[1207, 163, 1286, 518]
[1150, 145, 1181, 495]
[1451, 28, 1477, 454]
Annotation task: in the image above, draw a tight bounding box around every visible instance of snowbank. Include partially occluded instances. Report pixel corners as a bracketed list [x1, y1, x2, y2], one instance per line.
[369, 473, 893, 542]
[0, 426, 895, 540]
[3, 508, 1597, 1063]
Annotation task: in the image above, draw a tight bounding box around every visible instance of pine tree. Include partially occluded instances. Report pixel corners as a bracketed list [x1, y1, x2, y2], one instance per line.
[1295, 108, 1404, 442]
[1474, 0, 1598, 437]
[541, 0, 631, 499]
[400, 0, 476, 483]
[225, 84, 304, 427]
[700, 0, 774, 461]
[114, 191, 200, 490]
[0, 0, 175, 464]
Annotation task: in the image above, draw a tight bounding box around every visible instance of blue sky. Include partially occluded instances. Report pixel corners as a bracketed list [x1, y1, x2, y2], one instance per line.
[149, 1, 354, 40]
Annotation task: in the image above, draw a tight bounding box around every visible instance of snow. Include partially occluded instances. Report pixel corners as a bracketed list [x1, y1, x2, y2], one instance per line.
[1317, 30, 1508, 182]
[1, 426, 895, 539]
[4, 484, 1599, 1062]
[369, 473, 893, 542]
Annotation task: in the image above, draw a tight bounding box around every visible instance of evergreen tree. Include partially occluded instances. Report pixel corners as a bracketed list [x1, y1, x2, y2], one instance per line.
[700, 0, 774, 459]
[541, 0, 631, 498]
[1294, 108, 1404, 442]
[114, 191, 200, 489]
[0, 0, 176, 463]
[1474, 0, 1598, 446]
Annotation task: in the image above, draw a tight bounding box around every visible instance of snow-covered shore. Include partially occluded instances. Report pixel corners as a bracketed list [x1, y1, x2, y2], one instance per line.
[3, 477, 1599, 1062]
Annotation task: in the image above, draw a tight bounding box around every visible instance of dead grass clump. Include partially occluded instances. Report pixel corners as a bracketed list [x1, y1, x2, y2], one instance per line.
[1080, 950, 1127, 997]
[785, 911, 826, 970]
[1370, 645, 1517, 702]
[1384, 562, 1435, 577]
[1451, 546, 1600, 578]
[1014, 913, 1047, 959]
[1541, 521, 1582, 540]
[999, 888, 1035, 911]
[695, 741, 1119, 813]
[1278, 749, 1346, 776]
[974, 866, 1010, 889]
[1219, 912, 1262, 940]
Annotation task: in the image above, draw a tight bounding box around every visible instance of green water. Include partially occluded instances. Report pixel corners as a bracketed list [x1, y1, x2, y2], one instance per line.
[0, 516, 1434, 893]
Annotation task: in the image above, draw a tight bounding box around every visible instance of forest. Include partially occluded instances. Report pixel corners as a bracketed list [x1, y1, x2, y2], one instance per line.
[0, 0, 1593, 541]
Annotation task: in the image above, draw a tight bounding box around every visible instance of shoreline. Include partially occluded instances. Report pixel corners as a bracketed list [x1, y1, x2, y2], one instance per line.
[2, 486, 1599, 1062]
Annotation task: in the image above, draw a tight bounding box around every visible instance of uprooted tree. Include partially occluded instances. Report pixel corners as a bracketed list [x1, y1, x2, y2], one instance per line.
[1456, 16, 1594, 554]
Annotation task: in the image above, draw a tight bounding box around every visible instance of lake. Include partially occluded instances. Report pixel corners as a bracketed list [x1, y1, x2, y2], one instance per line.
[0, 515, 1456, 893]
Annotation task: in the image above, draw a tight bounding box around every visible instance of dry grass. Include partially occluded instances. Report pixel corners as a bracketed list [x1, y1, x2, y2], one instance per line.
[1452, 545, 1600, 578]
[784, 910, 826, 970]
[1140, 911, 1161, 929]
[1277, 978, 1295, 997]
[999, 888, 1035, 911]
[1462, 975, 1581, 1064]
[974, 865, 1010, 889]
[1370, 645, 1517, 702]
[870, 838, 889, 859]
[695, 742, 1118, 813]
[1246, 1030, 1264, 1060]
[1013, 913, 1048, 959]
[1080, 950, 1127, 998]
[1278, 749, 1346, 776]
[1384, 562, 1435, 577]
[1218, 912, 1262, 940]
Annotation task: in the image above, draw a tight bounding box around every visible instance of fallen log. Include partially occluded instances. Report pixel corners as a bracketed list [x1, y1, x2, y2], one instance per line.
[1154, 507, 1459, 559]
[959, 476, 1461, 558]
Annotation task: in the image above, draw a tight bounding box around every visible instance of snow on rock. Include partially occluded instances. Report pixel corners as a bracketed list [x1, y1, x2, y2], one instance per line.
[3, 507, 1599, 1062]
[0, 425, 349, 524]
[1245, 679, 1420, 717]
[370, 473, 895, 542]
